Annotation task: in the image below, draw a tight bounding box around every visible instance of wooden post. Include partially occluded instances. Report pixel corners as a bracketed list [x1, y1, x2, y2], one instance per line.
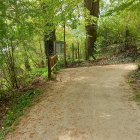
[48, 55, 58, 79]
[77, 42, 80, 62]
[75, 49, 78, 60]
[64, 22, 67, 66]
[72, 43, 75, 63]
[48, 56, 51, 79]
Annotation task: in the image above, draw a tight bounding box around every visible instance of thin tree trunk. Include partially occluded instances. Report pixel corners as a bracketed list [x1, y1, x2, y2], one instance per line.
[24, 56, 31, 71]
[7, 40, 18, 89]
[124, 26, 129, 50]
[39, 38, 45, 67]
[23, 42, 31, 71]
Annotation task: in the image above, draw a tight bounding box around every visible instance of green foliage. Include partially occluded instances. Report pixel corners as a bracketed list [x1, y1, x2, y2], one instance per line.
[0, 0, 46, 91]
[102, 0, 140, 17]
[134, 93, 140, 102]
[135, 58, 140, 70]
[0, 89, 40, 140]
[31, 68, 48, 77]
[132, 70, 140, 103]
[96, 8, 140, 54]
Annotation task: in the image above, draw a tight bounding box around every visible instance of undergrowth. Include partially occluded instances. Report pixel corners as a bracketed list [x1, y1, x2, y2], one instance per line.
[31, 67, 48, 78]
[0, 89, 40, 140]
[129, 69, 140, 103]
[0, 65, 61, 140]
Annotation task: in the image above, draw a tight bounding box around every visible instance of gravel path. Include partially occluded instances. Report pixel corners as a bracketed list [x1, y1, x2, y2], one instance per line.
[5, 64, 140, 140]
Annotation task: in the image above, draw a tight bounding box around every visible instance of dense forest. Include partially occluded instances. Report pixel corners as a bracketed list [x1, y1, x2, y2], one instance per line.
[0, 0, 140, 139]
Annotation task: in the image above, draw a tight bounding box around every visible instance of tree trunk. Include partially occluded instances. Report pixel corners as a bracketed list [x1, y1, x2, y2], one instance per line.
[44, 28, 56, 80]
[72, 43, 75, 63]
[7, 41, 18, 89]
[84, 0, 99, 59]
[124, 26, 129, 50]
[44, 30, 56, 58]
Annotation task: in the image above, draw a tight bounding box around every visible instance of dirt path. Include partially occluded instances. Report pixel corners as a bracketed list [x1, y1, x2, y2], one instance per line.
[5, 64, 140, 140]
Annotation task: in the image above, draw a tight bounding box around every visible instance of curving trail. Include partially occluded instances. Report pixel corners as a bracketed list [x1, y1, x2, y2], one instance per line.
[5, 64, 140, 140]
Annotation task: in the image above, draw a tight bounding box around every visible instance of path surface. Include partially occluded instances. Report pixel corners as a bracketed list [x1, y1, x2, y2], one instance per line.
[5, 64, 140, 140]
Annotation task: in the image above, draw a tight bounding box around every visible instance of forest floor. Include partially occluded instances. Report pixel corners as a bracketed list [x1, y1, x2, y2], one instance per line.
[4, 64, 140, 140]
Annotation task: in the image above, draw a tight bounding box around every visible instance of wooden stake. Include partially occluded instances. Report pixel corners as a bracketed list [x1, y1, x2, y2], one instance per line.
[64, 22, 67, 66]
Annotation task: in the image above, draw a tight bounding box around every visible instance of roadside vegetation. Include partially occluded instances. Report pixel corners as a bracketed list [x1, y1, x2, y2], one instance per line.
[129, 65, 140, 104]
[0, 89, 40, 140]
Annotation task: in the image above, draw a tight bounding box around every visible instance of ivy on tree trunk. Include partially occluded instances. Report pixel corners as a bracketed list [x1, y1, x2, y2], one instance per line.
[84, 0, 99, 59]
[44, 29, 56, 57]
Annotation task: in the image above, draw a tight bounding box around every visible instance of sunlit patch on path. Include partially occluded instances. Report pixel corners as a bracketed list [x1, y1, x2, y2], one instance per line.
[56, 128, 89, 140]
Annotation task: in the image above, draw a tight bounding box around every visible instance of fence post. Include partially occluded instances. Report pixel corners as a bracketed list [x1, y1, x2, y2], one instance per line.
[72, 43, 75, 63]
[64, 22, 67, 67]
[78, 42, 80, 62]
[48, 56, 51, 79]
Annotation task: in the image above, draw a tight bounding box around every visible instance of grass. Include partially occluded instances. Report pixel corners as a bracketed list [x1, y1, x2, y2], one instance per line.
[31, 66, 60, 79]
[31, 67, 48, 78]
[134, 93, 140, 102]
[0, 89, 40, 140]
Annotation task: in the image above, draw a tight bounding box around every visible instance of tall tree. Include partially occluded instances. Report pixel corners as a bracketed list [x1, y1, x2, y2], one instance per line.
[84, 0, 100, 59]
